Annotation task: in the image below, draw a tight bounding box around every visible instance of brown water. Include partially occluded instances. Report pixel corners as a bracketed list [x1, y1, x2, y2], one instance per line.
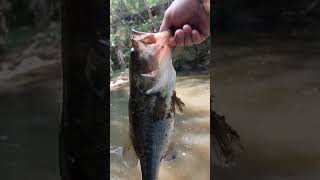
[0, 62, 61, 180]
[2, 34, 320, 180]
[212, 35, 320, 180]
[110, 72, 210, 180]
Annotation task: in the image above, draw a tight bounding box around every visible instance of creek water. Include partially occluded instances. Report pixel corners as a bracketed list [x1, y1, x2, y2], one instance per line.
[0, 67, 61, 180]
[110, 72, 210, 180]
[1, 35, 320, 180]
[213, 35, 320, 180]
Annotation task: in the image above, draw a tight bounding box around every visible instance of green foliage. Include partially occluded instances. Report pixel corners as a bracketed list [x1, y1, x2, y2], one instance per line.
[111, 0, 166, 71]
[6, 0, 60, 27]
[111, 0, 210, 75]
[173, 37, 210, 71]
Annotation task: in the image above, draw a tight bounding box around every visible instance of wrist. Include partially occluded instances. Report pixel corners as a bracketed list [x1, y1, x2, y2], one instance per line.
[198, 0, 210, 15]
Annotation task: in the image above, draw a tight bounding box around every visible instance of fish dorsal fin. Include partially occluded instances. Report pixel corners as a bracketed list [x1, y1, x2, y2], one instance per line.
[162, 142, 177, 162]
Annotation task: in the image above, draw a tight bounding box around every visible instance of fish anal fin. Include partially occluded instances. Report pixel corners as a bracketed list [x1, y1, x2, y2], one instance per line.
[163, 142, 177, 162]
[122, 134, 138, 168]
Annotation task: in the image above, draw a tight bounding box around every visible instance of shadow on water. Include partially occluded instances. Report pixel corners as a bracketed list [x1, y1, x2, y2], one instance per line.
[110, 72, 210, 180]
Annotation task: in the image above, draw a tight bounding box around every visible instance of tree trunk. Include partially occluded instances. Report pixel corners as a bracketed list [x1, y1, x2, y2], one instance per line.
[59, 1, 109, 180]
[142, 0, 156, 32]
[0, 0, 10, 50]
[116, 47, 126, 70]
[110, 58, 113, 78]
[113, 2, 171, 24]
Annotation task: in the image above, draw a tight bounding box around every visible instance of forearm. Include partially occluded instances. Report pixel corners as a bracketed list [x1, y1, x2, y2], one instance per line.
[205, 0, 210, 14]
[199, 0, 210, 15]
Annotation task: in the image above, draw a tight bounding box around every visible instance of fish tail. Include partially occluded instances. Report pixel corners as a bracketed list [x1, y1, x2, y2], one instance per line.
[140, 157, 161, 180]
[139, 143, 162, 180]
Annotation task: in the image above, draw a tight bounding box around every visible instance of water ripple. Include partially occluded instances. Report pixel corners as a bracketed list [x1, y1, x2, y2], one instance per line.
[110, 144, 123, 156]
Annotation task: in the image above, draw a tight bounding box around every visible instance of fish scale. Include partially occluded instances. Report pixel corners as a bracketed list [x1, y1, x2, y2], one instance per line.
[130, 92, 173, 179]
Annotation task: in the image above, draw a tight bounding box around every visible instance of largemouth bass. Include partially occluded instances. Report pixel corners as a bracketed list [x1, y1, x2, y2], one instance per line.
[122, 30, 184, 180]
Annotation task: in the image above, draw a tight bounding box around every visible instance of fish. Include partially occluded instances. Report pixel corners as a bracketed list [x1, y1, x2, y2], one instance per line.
[122, 29, 184, 180]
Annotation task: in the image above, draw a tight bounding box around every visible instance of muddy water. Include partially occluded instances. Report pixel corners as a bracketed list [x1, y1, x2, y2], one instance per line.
[110, 73, 210, 180]
[0, 74, 61, 180]
[213, 35, 320, 180]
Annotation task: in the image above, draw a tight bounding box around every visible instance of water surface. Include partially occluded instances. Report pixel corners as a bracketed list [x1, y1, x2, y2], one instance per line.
[213, 35, 320, 179]
[110, 72, 210, 180]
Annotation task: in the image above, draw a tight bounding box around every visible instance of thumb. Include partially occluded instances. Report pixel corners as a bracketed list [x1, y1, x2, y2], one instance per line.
[159, 11, 172, 32]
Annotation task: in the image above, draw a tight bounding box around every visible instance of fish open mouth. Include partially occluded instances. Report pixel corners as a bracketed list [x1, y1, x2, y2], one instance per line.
[131, 29, 171, 43]
[131, 29, 172, 78]
[130, 30, 175, 95]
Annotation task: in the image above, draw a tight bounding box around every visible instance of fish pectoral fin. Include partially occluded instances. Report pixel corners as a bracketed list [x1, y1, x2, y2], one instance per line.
[172, 91, 185, 114]
[163, 142, 177, 162]
[122, 137, 138, 168]
[141, 69, 159, 79]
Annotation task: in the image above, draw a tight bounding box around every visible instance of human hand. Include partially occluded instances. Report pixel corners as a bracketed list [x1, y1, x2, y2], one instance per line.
[160, 0, 210, 47]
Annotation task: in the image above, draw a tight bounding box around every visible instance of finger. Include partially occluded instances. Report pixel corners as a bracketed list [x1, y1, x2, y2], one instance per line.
[160, 10, 172, 32]
[183, 24, 193, 46]
[175, 29, 185, 46]
[191, 30, 204, 44]
[168, 37, 176, 46]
